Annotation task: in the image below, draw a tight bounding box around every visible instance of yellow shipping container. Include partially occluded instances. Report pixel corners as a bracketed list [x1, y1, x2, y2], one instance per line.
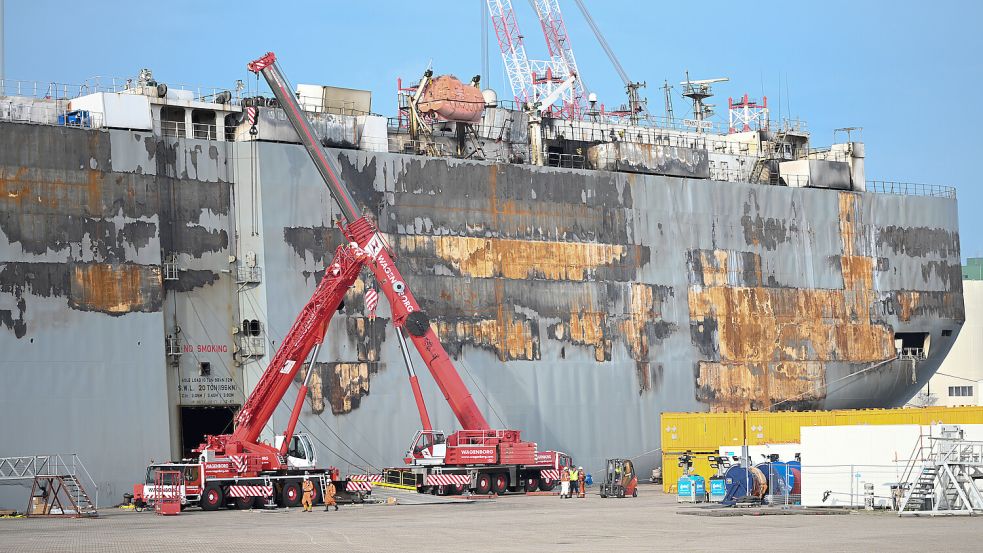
[658, 407, 983, 493]
[745, 410, 835, 445]
[660, 412, 744, 452]
[660, 451, 719, 494]
[662, 406, 983, 460]
[831, 408, 921, 426]
[917, 406, 983, 425]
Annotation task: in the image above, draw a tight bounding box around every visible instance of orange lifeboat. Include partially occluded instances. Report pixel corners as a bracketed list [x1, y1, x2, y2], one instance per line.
[417, 75, 486, 124]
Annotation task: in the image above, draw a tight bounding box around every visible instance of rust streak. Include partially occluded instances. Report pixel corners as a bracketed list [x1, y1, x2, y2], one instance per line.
[70, 263, 161, 314]
[434, 314, 537, 361]
[403, 235, 627, 281]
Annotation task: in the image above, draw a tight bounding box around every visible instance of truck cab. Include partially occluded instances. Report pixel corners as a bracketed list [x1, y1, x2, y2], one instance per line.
[406, 430, 447, 466]
[274, 433, 317, 470]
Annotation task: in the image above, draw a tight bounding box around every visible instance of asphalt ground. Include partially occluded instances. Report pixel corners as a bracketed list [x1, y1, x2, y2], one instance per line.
[2, 483, 982, 552]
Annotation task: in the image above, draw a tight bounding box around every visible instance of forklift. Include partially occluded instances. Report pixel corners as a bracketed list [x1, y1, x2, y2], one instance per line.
[599, 458, 638, 498]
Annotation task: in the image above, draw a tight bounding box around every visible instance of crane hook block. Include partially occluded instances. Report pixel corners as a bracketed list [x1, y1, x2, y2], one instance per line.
[405, 311, 430, 337]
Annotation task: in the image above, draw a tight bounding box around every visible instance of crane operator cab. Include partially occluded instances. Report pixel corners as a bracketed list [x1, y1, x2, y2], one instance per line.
[274, 433, 317, 470]
[406, 430, 447, 466]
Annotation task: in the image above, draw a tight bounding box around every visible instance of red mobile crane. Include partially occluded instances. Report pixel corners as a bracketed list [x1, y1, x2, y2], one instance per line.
[133, 52, 568, 510]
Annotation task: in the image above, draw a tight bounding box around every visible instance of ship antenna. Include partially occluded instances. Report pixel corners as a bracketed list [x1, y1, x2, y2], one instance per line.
[0, 0, 5, 87]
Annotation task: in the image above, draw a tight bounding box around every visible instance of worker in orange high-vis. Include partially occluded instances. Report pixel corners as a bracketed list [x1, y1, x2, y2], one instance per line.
[560, 467, 571, 499]
[577, 467, 586, 498]
[301, 475, 315, 512]
[323, 480, 338, 511]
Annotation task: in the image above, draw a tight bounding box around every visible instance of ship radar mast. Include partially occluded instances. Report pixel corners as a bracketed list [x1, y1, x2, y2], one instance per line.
[681, 72, 728, 133]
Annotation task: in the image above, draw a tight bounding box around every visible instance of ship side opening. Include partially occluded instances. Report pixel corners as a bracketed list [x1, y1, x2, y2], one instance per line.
[160, 106, 185, 138]
[191, 109, 216, 140]
[894, 331, 930, 360]
[179, 406, 236, 459]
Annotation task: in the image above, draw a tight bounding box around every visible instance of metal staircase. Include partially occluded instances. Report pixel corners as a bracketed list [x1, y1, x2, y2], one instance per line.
[0, 454, 99, 517]
[27, 474, 99, 517]
[898, 426, 983, 516]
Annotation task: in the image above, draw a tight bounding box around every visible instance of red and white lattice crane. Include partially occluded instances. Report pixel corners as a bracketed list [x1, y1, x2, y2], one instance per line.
[530, 0, 587, 118]
[487, 0, 535, 106]
[486, 0, 585, 118]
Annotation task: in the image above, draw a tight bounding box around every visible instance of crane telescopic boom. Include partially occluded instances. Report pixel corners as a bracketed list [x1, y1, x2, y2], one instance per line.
[247, 52, 490, 433]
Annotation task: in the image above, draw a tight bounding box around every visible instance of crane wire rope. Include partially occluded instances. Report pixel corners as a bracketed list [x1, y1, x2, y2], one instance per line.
[190, 296, 370, 469]
[455, 356, 508, 429]
[239, 291, 383, 471]
[239, 292, 382, 471]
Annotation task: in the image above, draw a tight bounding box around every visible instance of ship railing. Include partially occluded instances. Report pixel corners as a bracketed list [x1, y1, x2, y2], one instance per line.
[389, 138, 449, 157]
[236, 266, 263, 285]
[165, 335, 183, 357]
[866, 181, 956, 199]
[156, 118, 239, 142]
[543, 151, 586, 169]
[1, 79, 94, 100]
[296, 94, 371, 117]
[238, 336, 266, 358]
[160, 120, 186, 139]
[803, 147, 849, 163]
[387, 114, 518, 140]
[899, 347, 928, 361]
[1, 77, 242, 105]
[0, 100, 106, 129]
[775, 117, 809, 134]
[80, 76, 243, 105]
[706, 167, 810, 187]
[706, 165, 755, 183]
[158, 120, 223, 141]
[541, 123, 768, 159]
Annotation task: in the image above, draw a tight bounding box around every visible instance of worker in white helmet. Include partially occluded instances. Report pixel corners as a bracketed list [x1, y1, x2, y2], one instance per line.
[301, 474, 315, 512]
[577, 467, 586, 498]
[560, 466, 571, 499]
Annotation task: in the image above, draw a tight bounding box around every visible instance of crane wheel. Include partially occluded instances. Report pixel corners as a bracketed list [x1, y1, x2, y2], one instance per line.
[200, 484, 224, 511]
[281, 481, 302, 507]
[475, 473, 492, 495]
[233, 495, 254, 510]
[491, 474, 508, 495]
[538, 478, 556, 492]
[524, 477, 539, 493]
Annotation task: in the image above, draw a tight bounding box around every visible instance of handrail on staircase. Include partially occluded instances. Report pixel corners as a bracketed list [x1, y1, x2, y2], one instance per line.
[0, 453, 99, 510]
[898, 432, 927, 492]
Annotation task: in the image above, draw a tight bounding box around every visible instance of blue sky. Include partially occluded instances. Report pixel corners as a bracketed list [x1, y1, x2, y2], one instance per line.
[6, 0, 981, 259]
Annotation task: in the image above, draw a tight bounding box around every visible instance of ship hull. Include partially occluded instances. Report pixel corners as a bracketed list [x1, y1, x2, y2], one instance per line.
[0, 122, 964, 505]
